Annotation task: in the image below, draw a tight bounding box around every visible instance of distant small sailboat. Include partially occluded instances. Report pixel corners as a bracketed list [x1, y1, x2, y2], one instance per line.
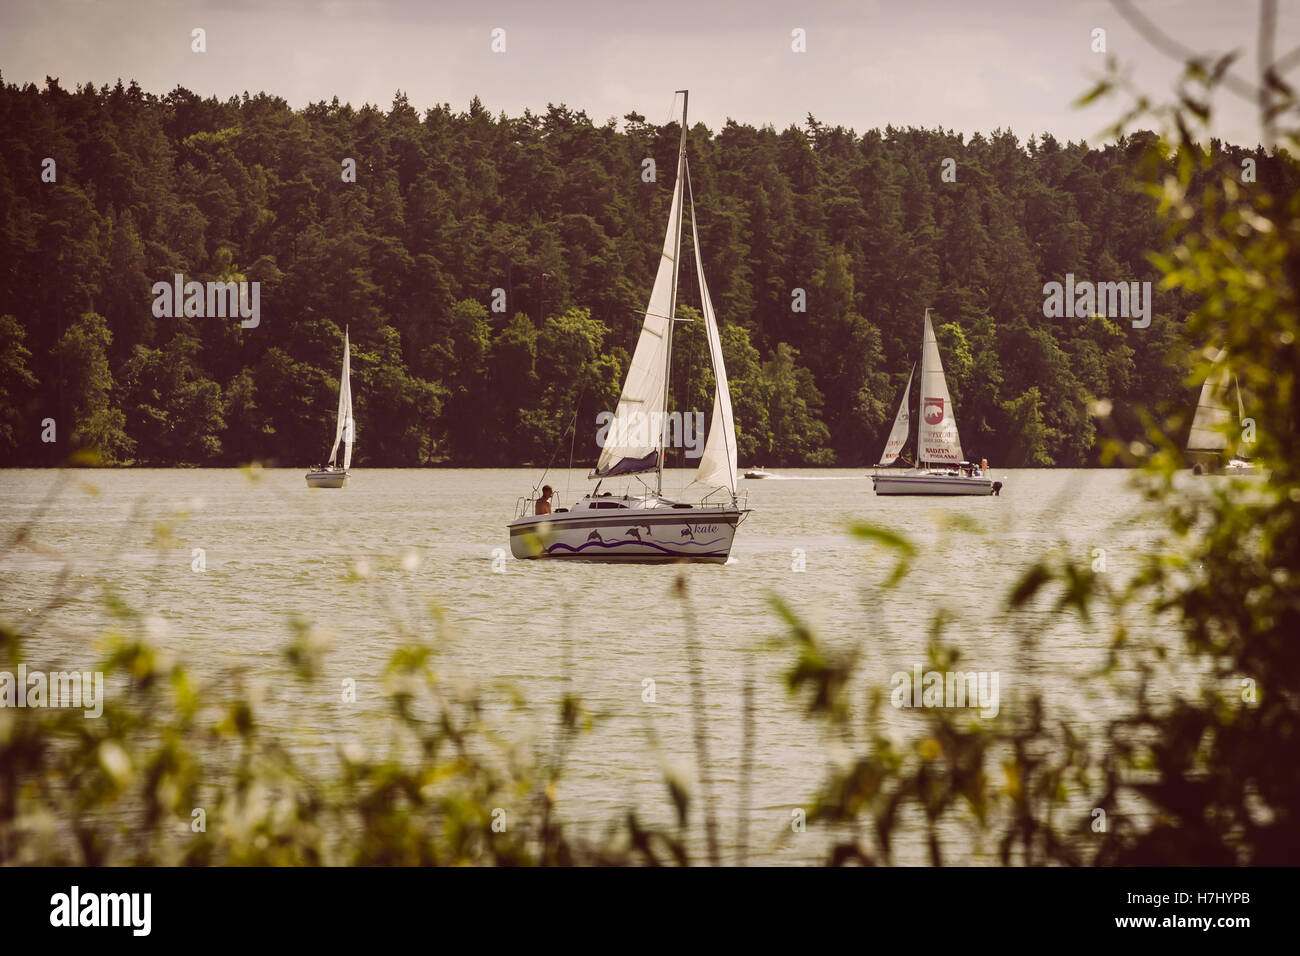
[1188, 348, 1255, 475]
[507, 91, 750, 562]
[306, 329, 353, 488]
[872, 310, 1002, 496]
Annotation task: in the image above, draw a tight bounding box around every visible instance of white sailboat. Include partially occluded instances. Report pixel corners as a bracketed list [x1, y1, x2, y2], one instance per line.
[507, 91, 750, 562]
[872, 309, 1002, 496]
[306, 328, 353, 488]
[1188, 348, 1255, 474]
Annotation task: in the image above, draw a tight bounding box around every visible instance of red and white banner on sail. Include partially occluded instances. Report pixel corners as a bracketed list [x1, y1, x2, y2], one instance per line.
[916, 311, 964, 465]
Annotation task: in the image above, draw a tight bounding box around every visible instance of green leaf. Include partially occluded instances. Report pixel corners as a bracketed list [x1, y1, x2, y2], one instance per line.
[1006, 561, 1052, 610]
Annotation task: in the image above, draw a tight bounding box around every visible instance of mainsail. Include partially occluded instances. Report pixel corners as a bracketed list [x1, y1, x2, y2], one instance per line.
[328, 329, 354, 469]
[593, 138, 686, 478]
[1187, 348, 1232, 452]
[686, 163, 737, 494]
[1185, 348, 1232, 455]
[879, 363, 915, 465]
[916, 309, 964, 466]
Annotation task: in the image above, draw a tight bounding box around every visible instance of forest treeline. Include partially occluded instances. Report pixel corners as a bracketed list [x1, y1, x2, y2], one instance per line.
[0, 75, 1286, 467]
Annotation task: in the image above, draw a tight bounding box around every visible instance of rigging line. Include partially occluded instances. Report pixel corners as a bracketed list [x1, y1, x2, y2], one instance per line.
[564, 382, 586, 505]
[645, 91, 680, 263]
[659, 91, 687, 496]
[681, 163, 698, 480]
[533, 382, 588, 502]
[661, 90, 680, 129]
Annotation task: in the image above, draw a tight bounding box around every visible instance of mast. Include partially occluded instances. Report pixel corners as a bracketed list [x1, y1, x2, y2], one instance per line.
[342, 325, 352, 470]
[917, 309, 929, 469]
[658, 89, 688, 496]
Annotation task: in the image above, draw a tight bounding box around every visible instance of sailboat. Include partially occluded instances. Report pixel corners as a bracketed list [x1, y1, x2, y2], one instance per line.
[507, 91, 750, 563]
[1188, 348, 1255, 474]
[306, 328, 354, 488]
[871, 309, 1002, 496]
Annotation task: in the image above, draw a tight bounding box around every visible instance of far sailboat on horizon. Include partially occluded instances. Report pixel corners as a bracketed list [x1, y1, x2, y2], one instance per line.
[871, 309, 1003, 496]
[306, 328, 354, 488]
[1187, 347, 1256, 475]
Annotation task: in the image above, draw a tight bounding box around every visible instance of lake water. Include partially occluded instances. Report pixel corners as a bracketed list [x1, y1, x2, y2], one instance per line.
[0, 467, 1178, 863]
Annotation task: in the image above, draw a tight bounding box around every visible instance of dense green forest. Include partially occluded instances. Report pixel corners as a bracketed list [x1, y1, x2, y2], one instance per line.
[0, 75, 1284, 468]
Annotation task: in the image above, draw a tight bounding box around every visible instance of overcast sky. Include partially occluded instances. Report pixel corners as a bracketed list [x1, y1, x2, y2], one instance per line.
[1, 0, 1294, 145]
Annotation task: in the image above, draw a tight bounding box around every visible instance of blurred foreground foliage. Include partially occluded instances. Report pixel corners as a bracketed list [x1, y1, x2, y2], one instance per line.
[0, 597, 711, 866]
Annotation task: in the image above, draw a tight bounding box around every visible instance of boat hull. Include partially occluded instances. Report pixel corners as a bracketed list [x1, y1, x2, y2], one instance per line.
[1190, 455, 1259, 476]
[306, 470, 348, 488]
[872, 472, 1000, 496]
[508, 507, 745, 563]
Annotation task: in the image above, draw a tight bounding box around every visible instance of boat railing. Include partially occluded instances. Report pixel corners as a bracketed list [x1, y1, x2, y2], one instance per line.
[516, 486, 747, 515]
[702, 486, 749, 510]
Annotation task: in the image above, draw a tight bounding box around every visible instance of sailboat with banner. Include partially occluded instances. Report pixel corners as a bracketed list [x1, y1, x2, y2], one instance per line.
[507, 91, 750, 562]
[306, 328, 354, 488]
[1188, 347, 1256, 474]
[871, 309, 1002, 496]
